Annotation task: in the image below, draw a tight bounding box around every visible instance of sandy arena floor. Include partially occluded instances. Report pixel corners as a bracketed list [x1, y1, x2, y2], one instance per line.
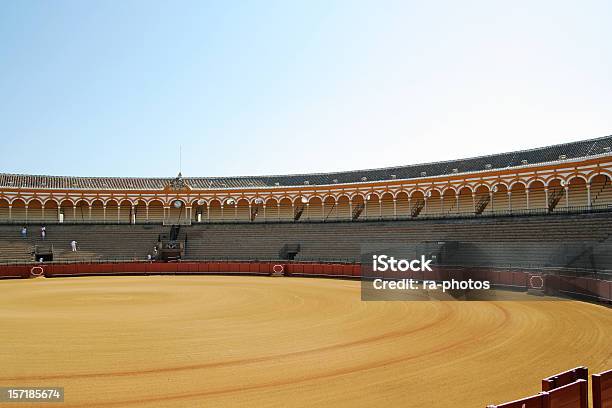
[0, 275, 610, 408]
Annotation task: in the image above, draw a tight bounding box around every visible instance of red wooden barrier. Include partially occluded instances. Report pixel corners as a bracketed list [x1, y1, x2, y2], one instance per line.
[542, 367, 588, 392]
[0, 262, 609, 302]
[488, 379, 588, 408]
[593, 369, 612, 408]
[595, 280, 611, 302]
[547, 379, 588, 408]
[487, 393, 547, 408]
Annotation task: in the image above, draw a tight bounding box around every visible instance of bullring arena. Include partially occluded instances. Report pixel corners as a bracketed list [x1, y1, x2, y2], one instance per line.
[1, 136, 611, 407]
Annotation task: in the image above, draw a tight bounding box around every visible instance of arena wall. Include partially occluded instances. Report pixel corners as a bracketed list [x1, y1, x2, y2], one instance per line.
[1, 262, 609, 303]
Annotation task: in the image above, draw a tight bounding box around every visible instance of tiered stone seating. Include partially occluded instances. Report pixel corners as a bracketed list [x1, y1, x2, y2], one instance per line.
[181, 212, 612, 268]
[0, 224, 163, 262]
[2, 213, 612, 269]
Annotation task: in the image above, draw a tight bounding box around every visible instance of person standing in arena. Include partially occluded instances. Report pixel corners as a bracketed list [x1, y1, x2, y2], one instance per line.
[70, 240, 77, 252]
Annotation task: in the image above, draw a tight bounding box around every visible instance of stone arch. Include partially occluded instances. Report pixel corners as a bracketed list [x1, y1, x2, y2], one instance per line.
[351, 194, 365, 220]
[308, 196, 324, 220]
[59, 199, 75, 222]
[509, 182, 527, 212]
[409, 189, 425, 199]
[236, 198, 250, 221]
[26, 198, 43, 222]
[148, 199, 165, 222]
[395, 191, 409, 217]
[364, 193, 380, 220]
[442, 188, 457, 214]
[0, 197, 10, 221]
[278, 197, 293, 221]
[90, 199, 105, 222]
[293, 197, 308, 221]
[74, 199, 90, 222]
[322, 196, 337, 221]
[440, 185, 457, 195]
[473, 185, 490, 214]
[567, 176, 588, 208]
[490, 183, 508, 212]
[105, 199, 119, 223]
[525, 177, 546, 189]
[10, 198, 26, 222]
[134, 199, 148, 223]
[410, 191, 425, 217]
[590, 173, 612, 208]
[380, 192, 394, 218]
[336, 195, 351, 220]
[119, 199, 133, 223]
[219, 198, 236, 221]
[191, 199, 207, 223]
[42, 199, 59, 222]
[263, 198, 278, 222]
[587, 170, 612, 184]
[527, 180, 546, 210]
[457, 186, 473, 214]
[208, 199, 222, 222]
[545, 179, 565, 212]
[567, 173, 588, 184]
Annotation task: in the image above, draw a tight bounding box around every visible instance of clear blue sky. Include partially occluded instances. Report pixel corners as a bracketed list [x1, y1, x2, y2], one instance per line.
[1, 0, 611, 178]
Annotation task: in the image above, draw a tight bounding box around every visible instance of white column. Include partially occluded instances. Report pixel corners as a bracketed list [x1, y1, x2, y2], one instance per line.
[103, 206, 106, 221]
[146, 203, 149, 221]
[507, 191, 512, 212]
[544, 188, 548, 210]
[25, 204, 28, 222]
[587, 185, 591, 208]
[526, 189, 530, 210]
[393, 199, 397, 218]
[565, 186, 569, 208]
[263, 204, 267, 221]
[8, 205, 12, 221]
[88, 205, 92, 221]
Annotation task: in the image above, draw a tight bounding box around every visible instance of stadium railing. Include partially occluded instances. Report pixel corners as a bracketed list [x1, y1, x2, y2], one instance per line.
[1, 204, 611, 225]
